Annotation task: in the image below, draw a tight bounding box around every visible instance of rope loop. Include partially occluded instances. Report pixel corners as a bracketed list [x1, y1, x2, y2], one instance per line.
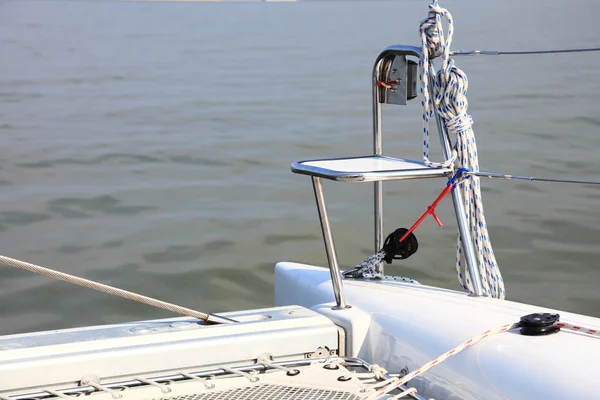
[178, 372, 215, 389]
[257, 353, 301, 376]
[419, 1, 446, 60]
[369, 364, 388, 380]
[448, 168, 471, 186]
[221, 368, 260, 383]
[135, 377, 171, 394]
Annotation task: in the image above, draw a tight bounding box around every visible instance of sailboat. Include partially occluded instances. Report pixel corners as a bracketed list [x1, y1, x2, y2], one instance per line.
[1, 2, 599, 399]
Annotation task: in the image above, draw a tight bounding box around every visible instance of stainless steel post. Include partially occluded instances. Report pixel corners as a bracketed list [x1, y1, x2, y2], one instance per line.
[312, 176, 349, 309]
[428, 64, 484, 296]
[372, 59, 384, 267]
[369, 45, 421, 274]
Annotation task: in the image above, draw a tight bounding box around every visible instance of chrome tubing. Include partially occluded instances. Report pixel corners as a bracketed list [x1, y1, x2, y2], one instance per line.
[428, 63, 484, 297]
[312, 177, 348, 309]
[371, 45, 422, 266]
[372, 58, 384, 256]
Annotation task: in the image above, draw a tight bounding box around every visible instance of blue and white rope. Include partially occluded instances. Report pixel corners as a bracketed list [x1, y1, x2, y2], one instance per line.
[350, 252, 420, 284]
[418, 1, 456, 169]
[419, 1, 505, 298]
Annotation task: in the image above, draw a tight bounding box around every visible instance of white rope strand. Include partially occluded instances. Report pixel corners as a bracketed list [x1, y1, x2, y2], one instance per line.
[178, 372, 216, 389]
[0, 254, 234, 323]
[44, 390, 71, 400]
[370, 318, 599, 399]
[373, 322, 519, 398]
[221, 368, 260, 383]
[389, 388, 418, 399]
[555, 321, 600, 337]
[135, 378, 171, 394]
[419, 1, 505, 298]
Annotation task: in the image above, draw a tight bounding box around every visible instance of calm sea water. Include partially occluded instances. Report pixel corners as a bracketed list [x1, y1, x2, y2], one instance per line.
[1, 0, 599, 335]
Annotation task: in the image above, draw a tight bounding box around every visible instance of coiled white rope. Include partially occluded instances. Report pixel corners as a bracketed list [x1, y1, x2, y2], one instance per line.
[419, 1, 505, 298]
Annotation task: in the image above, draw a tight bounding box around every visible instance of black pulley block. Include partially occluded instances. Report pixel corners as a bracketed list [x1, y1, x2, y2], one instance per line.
[382, 228, 418, 263]
[519, 313, 560, 336]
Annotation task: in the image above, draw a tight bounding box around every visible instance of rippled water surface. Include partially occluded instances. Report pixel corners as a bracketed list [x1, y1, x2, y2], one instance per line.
[1, 0, 599, 335]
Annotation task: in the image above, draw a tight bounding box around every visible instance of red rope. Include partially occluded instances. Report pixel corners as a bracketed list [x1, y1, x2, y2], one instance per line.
[398, 184, 453, 243]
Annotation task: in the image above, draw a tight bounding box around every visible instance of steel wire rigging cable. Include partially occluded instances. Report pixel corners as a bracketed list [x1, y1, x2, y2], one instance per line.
[0, 254, 235, 324]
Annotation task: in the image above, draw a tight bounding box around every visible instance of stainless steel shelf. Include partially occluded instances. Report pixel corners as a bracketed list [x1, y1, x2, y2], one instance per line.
[291, 155, 452, 182]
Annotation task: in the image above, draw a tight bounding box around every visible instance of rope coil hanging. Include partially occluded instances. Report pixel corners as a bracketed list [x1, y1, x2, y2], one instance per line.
[419, 1, 505, 298]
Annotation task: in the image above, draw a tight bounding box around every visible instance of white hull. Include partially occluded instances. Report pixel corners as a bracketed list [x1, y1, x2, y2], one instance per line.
[276, 262, 600, 399]
[1, 263, 599, 399]
[2, 3, 599, 398]
[0, 306, 341, 392]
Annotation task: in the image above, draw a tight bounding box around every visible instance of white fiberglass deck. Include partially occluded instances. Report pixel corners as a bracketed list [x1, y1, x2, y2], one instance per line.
[275, 262, 600, 400]
[0, 306, 340, 394]
[0, 306, 420, 400]
[291, 155, 452, 182]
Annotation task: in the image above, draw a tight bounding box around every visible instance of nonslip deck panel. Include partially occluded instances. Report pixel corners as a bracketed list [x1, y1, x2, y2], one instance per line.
[157, 384, 362, 400]
[1, 358, 414, 400]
